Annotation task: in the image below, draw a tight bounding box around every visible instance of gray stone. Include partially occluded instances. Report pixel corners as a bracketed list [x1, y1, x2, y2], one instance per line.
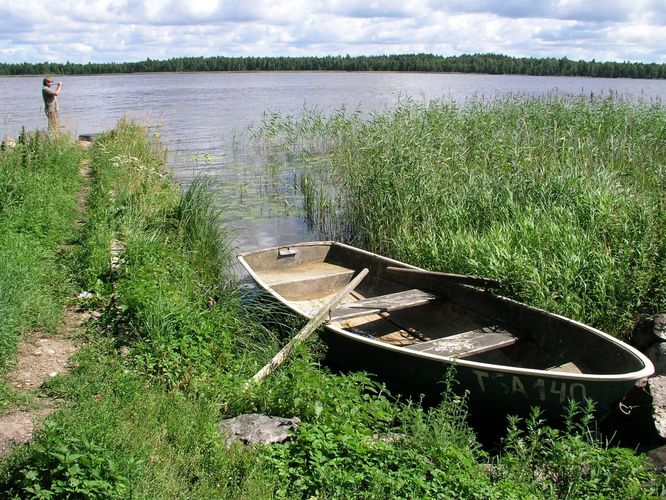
[632, 314, 666, 351]
[646, 444, 666, 474]
[645, 342, 666, 376]
[218, 414, 300, 448]
[656, 314, 666, 340]
[647, 376, 666, 439]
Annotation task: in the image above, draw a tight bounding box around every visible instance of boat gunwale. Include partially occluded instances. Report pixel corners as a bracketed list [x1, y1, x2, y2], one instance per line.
[238, 241, 655, 383]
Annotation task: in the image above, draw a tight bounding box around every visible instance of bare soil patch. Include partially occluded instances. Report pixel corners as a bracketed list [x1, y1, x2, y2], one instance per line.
[0, 311, 86, 454]
[0, 402, 59, 454]
[9, 335, 80, 391]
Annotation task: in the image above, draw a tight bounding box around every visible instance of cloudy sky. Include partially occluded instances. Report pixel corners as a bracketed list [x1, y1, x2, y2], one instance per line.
[1, 0, 665, 64]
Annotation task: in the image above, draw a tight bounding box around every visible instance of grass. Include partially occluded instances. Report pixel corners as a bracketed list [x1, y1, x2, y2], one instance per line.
[0, 130, 82, 408]
[255, 95, 666, 340]
[0, 120, 662, 498]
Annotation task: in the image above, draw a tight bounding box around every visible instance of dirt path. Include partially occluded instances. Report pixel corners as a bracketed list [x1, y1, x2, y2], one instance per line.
[0, 140, 93, 454]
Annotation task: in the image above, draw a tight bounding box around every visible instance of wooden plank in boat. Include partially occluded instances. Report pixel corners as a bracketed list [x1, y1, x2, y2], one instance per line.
[332, 315, 422, 344]
[329, 289, 437, 321]
[547, 362, 582, 374]
[329, 311, 423, 345]
[261, 261, 353, 286]
[263, 262, 355, 300]
[404, 326, 517, 358]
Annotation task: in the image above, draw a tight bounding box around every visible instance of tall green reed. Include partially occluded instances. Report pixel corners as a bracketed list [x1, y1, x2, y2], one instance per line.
[172, 176, 233, 284]
[253, 95, 665, 338]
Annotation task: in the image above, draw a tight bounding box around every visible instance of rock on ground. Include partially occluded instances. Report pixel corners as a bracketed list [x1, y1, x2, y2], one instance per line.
[632, 314, 666, 351]
[646, 444, 666, 474]
[645, 342, 666, 377]
[218, 414, 301, 448]
[648, 376, 666, 439]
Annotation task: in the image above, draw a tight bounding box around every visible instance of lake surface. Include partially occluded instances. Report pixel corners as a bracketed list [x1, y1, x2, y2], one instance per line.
[2, 72, 664, 253]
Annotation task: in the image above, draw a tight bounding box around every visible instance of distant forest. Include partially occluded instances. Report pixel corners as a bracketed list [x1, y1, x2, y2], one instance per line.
[2, 53, 665, 79]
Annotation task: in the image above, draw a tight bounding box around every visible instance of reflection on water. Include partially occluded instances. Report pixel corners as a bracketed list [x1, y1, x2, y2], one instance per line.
[1, 72, 664, 253]
[171, 142, 321, 252]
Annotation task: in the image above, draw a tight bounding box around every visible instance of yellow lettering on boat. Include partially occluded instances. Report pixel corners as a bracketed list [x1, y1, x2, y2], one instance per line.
[492, 373, 510, 395]
[472, 370, 489, 391]
[550, 381, 568, 403]
[473, 372, 587, 404]
[511, 376, 527, 396]
[533, 378, 546, 401]
[569, 383, 587, 400]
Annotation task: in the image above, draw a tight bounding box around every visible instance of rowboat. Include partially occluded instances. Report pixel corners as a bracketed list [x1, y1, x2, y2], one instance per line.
[238, 241, 654, 420]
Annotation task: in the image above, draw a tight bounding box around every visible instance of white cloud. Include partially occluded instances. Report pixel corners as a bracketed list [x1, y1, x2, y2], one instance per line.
[432, 0, 655, 24]
[0, 0, 664, 63]
[320, 0, 426, 18]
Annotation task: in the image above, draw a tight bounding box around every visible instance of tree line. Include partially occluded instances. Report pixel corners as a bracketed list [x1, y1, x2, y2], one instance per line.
[1, 53, 664, 79]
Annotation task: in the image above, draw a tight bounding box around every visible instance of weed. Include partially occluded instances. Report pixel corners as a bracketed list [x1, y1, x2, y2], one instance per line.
[2, 422, 132, 499]
[495, 401, 657, 498]
[259, 369, 497, 499]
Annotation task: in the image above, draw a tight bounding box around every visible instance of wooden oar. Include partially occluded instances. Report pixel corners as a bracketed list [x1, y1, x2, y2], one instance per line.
[384, 266, 500, 290]
[247, 268, 369, 386]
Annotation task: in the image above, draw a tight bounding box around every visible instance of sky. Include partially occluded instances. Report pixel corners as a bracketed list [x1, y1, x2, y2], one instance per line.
[1, 0, 665, 65]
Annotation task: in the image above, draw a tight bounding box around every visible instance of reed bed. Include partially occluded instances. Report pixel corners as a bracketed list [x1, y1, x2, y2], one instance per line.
[256, 95, 665, 339]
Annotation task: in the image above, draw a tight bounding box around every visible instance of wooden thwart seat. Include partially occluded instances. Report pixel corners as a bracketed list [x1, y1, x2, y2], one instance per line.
[329, 289, 437, 321]
[262, 262, 354, 286]
[263, 262, 356, 300]
[404, 326, 517, 358]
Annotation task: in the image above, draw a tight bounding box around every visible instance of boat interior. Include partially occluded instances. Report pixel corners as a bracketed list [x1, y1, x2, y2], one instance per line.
[241, 243, 645, 376]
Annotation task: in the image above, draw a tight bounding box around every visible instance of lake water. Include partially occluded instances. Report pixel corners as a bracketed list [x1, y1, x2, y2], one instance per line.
[2, 72, 664, 252]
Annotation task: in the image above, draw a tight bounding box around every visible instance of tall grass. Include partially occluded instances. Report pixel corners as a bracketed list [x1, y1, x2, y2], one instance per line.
[73, 121, 240, 391]
[256, 96, 665, 338]
[0, 131, 81, 405]
[172, 176, 233, 284]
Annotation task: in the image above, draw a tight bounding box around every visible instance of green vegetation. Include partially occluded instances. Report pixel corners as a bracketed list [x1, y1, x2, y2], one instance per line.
[0, 122, 662, 498]
[3, 53, 665, 79]
[0, 131, 82, 407]
[258, 96, 666, 339]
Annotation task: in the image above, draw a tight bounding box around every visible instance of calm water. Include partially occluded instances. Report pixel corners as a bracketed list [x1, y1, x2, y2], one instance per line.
[2, 72, 664, 252]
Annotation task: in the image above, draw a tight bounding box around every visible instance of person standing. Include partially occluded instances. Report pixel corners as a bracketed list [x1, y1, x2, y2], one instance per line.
[42, 77, 62, 133]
